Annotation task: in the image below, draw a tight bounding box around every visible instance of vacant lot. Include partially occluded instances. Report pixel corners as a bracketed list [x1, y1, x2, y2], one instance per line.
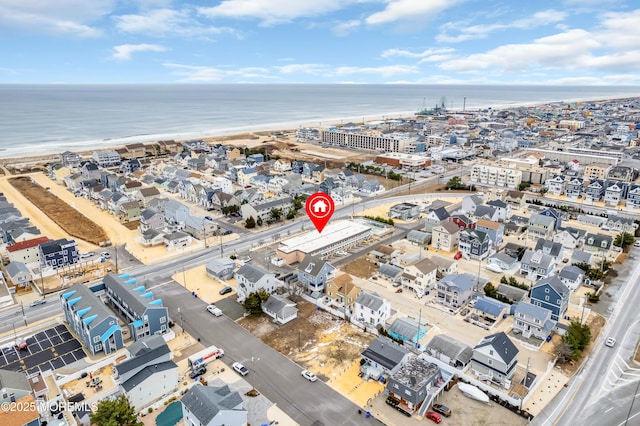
[9, 177, 109, 245]
[343, 258, 376, 279]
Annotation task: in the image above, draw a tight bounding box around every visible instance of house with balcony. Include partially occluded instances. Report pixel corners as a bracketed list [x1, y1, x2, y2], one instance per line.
[104, 274, 169, 341]
[459, 229, 492, 260]
[297, 255, 336, 296]
[553, 227, 587, 249]
[115, 335, 178, 411]
[583, 233, 613, 257]
[182, 384, 247, 426]
[584, 179, 606, 203]
[388, 203, 420, 221]
[534, 239, 564, 262]
[486, 199, 512, 222]
[385, 356, 443, 415]
[539, 207, 562, 231]
[605, 215, 636, 233]
[435, 273, 476, 309]
[403, 258, 438, 293]
[431, 221, 459, 252]
[6, 236, 51, 265]
[424, 334, 473, 369]
[604, 180, 628, 206]
[138, 208, 165, 233]
[352, 291, 391, 330]
[61, 284, 124, 355]
[39, 238, 79, 269]
[504, 190, 526, 209]
[526, 214, 555, 241]
[92, 150, 121, 167]
[530, 276, 570, 321]
[520, 249, 556, 280]
[608, 165, 635, 182]
[387, 317, 428, 349]
[470, 332, 519, 387]
[565, 177, 584, 200]
[626, 184, 640, 208]
[326, 274, 361, 311]
[361, 336, 411, 378]
[450, 213, 476, 231]
[235, 264, 276, 303]
[544, 175, 566, 196]
[585, 163, 611, 180]
[240, 197, 293, 222]
[461, 195, 485, 216]
[475, 218, 504, 246]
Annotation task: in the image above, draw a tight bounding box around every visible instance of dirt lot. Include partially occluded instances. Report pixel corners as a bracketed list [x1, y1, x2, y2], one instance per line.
[239, 300, 374, 375]
[9, 176, 109, 245]
[553, 313, 606, 376]
[342, 258, 376, 279]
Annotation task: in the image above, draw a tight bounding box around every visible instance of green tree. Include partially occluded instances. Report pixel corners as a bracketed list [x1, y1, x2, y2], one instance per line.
[221, 204, 240, 216]
[286, 209, 296, 220]
[614, 232, 635, 248]
[245, 216, 256, 229]
[484, 282, 497, 298]
[270, 208, 283, 222]
[242, 289, 271, 315]
[257, 217, 263, 226]
[518, 181, 532, 191]
[90, 395, 142, 426]
[445, 176, 465, 190]
[562, 320, 592, 361]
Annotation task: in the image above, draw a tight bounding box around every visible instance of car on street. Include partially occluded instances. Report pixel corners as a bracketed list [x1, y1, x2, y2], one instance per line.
[204, 216, 213, 221]
[336, 251, 348, 256]
[206, 305, 223, 317]
[635, 240, 640, 247]
[454, 251, 463, 260]
[605, 337, 617, 347]
[232, 362, 249, 376]
[101, 251, 111, 259]
[432, 404, 451, 417]
[562, 258, 569, 263]
[219, 286, 233, 295]
[301, 370, 317, 382]
[80, 252, 92, 259]
[189, 366, 207, 379]
[29, 299, 46, 307]
[426, 412, 442, 423]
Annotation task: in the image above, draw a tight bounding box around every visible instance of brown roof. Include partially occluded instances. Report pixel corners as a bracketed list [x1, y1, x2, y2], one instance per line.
[126, 143, 146, 150]
[375, 244, 395, 255]
[411, 258, 437, 275]
[332, 274, 353, 287]
[476, 218, 501, 230]
[6, 236, 51, 253]
[0, 394, 39, 425]
[437, 221, 460, 234]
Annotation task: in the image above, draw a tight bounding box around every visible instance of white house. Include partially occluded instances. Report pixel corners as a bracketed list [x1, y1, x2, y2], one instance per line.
[235, 264, 276, 303]
[352, 291, 391, 329]
[182, 384, 247, 426]
[262, 295, 298, 324]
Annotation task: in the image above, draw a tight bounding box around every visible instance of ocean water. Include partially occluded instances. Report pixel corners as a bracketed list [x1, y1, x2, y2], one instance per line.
[0, 84, 639, 159]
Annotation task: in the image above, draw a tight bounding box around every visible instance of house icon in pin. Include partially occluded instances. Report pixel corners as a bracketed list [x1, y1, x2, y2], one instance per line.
[312, 199, 328, 213]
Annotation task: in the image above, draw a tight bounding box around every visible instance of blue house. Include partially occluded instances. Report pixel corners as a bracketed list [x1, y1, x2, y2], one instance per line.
[539, 207, 562, 231]
[61, 283, 124, 355]
[296, 255, 336, 296]
[459, 229, 492, 260]
[626, 184, 640, 208]
[103, 274, 169, 341]
[387, 317, 427, 350]
[530, 276, 570, 321]
[39, 238, 79, 269]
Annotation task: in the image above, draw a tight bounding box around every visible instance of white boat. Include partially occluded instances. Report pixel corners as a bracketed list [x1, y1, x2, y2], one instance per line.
[458, 383, 490, 403]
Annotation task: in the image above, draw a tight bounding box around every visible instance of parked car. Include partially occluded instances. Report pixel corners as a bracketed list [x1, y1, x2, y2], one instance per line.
[426, 412, 442, 423]
[634, 240, 640, 248]
[432, 404, 451, 417]
[204, 216, 213, 221]
[219, 286, 233, 295]
[454, 251, 463, 260]
[206, 305, 223, 317]
[101, 251, 111, 259]
[301, 370, 317, 382]
[562, 258, 569, 263]
[336, 251, 348, 256]
[605, 337, 616, 347]
[189, 366, 206, 379]
[232, 362, 249, 376]
[29, 299, 46, 307]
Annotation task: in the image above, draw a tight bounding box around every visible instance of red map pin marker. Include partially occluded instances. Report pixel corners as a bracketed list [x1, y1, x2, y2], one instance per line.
[305, 192, 335, 233]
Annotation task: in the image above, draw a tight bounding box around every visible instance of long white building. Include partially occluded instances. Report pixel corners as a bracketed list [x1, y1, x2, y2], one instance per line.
[320, 130, 414, 153]
[277, 220, 371, 265]
[470, 164, 523, 189]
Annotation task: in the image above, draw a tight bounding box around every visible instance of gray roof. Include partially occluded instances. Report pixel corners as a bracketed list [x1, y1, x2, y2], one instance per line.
[425, 334, 473, 365]
[474, 297, 509, 317]
[298, 255, 333, 277]
[496, 284, 527, 302]
[62, 283, 114, 328]
[411, 258, 438, 275]
[607, 214, 634, 225]
[487, 199, 508, 208]
[490, 252, 517, 266]
[529, 213, 555, 226]
[406, 229, 430, 243]
[585, 233, 612, 249]
[475, 331, 519, 364]
[474, 205, 497, 219]
[0, 369, 30, 392]
[571, 250, 593, 263]
[534, 239, 563, 257]
[559, 265, 585, 281]
[116, 340, 171, 377]
[236, 263, 270, 283]
[5, 261, 30, 278]
[262, 295, 297, 317]
[128, 335, 167, 357]
[438, 273, 475, 292]
[378, 263, 404, 280]
[514, 302, 553, 323]
[521, 249, 554, 270]
[355, 291, 384, 311]
[430, 206, 450, 220]
[534, 276, 570, 297]
[206, 258, 236, 275]
[181, 385, 244, 424]
[253, 196, 292, 211]
[103, 274, 163, 317]
[361, 336, 410, 371]
[388, 317, 423, 341]
[120, 361, 177, 392]
[164, 230, 190, 241]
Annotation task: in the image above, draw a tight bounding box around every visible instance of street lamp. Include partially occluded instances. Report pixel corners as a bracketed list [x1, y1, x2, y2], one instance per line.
[177, 307, 184, 334]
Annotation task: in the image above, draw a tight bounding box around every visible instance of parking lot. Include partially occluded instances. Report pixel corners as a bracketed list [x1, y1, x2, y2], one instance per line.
[0, 325, 85, 375]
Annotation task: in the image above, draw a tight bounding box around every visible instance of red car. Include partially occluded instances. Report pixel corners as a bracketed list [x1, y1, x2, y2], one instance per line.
[454, 251, 463, 260]
[426, 411, 442, 423]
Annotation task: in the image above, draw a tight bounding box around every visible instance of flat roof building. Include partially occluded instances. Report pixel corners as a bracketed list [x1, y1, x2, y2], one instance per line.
[276, 220, 371, 265]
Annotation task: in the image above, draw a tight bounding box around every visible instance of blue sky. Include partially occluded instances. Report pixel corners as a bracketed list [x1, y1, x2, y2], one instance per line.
[1, 0, 639, 84]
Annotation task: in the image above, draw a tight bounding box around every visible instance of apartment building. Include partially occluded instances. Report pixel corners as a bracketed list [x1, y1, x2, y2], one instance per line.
[470, 164, 522, 189]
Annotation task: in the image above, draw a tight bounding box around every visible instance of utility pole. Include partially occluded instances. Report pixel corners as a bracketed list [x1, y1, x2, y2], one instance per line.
[416, 308, 422, 349]
[521, 357, 530, 411]
[177, 307, 184, 334]
[182, 266, 187, 288]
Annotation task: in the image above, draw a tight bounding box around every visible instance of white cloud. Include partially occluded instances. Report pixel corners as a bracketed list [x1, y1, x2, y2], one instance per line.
[198, 0, 362, 26]
[276, 64, 329, 74]
[112, 44, 167, 61]
[0, 0, 113, 37]
[365, 0, 459, 25]
[437, 9, 568, 43]
[334, 65, 418, 77]
[381, 47, 454, 59]
[164, 63, 272, 81]
[114, 8, 234, 38]
[332, 19, 361, 36]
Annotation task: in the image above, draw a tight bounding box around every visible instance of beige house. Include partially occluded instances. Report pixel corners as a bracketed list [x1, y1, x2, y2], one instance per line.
[326, 274, 361, 309]
[431, 221, 460, 252]
[584, 163, 612, 180]
[403, 258, 438, 292]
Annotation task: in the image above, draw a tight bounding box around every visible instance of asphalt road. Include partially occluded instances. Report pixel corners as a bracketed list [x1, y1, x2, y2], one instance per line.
[532, 247, 640, 426]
